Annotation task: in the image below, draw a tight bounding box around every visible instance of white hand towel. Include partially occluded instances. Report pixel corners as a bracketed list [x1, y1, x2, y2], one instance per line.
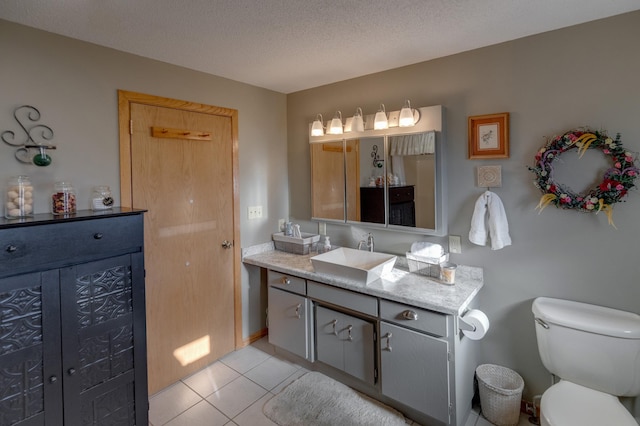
[469, 191, 512, 250]
[410, 242, 444, 258]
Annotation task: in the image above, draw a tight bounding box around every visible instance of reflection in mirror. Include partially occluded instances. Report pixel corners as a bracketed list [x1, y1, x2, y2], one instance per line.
[344, 139, 360, 222]
[387, 132, 436, 229]
[357, 138, 386, 225]
[311, 141, 346, 221]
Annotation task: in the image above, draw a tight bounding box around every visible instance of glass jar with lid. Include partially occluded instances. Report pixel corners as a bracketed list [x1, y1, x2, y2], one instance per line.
[5, 175, 34, 219]
[52, 181, 76, 215]
[91, 185, 114, 211]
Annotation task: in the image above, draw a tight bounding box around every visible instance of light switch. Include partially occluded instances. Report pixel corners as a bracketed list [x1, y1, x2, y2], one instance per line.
[449, 235, 462, 254]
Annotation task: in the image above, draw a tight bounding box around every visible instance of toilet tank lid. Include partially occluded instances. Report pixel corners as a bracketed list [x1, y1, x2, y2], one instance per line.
[533, 297, 640, 339]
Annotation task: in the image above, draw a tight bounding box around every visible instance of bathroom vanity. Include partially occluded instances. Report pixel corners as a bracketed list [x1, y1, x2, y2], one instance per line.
[243, 248, 483, 426]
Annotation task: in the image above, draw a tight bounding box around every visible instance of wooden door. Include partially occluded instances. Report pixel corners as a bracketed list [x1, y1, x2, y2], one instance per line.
[117, 91, 241, 394]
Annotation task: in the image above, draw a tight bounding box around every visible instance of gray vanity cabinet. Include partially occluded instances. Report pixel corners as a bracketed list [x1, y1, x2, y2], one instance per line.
[315, 305, 375, 385]
[380, 322, 450, 424]
[261, 266, 476, 426]
[267, 271, 312, 360]
[379, 299, 452, 424]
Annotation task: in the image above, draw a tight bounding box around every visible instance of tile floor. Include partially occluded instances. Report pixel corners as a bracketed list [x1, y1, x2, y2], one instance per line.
[149, 337, 534, 426]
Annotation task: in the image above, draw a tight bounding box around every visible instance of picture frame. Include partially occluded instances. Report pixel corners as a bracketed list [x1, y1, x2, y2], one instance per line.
[468, 112, 510, 159]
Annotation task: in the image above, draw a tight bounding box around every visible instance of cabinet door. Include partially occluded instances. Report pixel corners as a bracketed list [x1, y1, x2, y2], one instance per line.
[268, 286, 310, 360]
[380, 322, 450, 424]
[316, 306, 375, 385]
[59, 254, 144, 426]
[315, 306, 345, 371]
[0, 270, 63, 426]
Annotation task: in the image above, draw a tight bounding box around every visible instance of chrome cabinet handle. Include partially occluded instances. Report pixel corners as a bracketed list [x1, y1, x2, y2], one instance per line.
[535, 318, 549, 329]
[6, 245, 17, 253]
[281, 277, 291, 285]
[49, 375, 58, 383]
[295, 303, 302, 319]
[402, 310, 418, 320]
[93, 233, 103, 240]
[347, 325, 353, 341]
[383, 332, 393, 352]
[222, 240, 233, 249]
[332, 319, 338, 336]
[68, 368, 76, 376]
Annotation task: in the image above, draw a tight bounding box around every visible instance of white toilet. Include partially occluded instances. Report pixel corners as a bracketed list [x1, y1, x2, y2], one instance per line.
[532, 297, 640, 426]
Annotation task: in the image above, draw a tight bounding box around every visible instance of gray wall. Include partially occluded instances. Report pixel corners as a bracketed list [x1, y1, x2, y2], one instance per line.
[4, 11, 640, 404]
[0, 20, 287, 340]
[288, 11, 640, 401]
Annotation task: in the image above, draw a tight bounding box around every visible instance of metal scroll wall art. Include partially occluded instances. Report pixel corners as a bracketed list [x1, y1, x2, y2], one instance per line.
[2, 105, 56, 166]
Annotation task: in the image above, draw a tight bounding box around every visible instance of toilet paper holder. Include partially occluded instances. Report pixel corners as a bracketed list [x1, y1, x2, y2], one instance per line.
[458, 315, 477, 332]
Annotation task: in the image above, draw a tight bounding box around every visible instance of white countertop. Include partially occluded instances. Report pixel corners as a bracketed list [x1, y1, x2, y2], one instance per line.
[242, 245, 483, 316]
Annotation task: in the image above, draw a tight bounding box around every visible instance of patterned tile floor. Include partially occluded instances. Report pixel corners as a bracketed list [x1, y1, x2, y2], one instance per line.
[149, 337, 534, 425]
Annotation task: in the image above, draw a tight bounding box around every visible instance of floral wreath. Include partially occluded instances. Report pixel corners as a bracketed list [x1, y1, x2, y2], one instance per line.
[528, 128, 639, 227]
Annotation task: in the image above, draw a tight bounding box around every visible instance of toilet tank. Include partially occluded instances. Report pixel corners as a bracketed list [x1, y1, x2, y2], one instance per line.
[532, 297, 640, 397]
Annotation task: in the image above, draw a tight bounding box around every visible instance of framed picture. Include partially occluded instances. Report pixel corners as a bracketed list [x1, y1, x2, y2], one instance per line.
[468, 112, 510, 159]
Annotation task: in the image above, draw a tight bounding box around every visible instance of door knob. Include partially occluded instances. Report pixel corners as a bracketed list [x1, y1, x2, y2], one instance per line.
[222, 240, 233, 249]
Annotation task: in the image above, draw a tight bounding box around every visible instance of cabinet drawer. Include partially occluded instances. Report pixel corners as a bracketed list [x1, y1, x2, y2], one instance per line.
[0, 215, 143, 275]
[308, 281, 377, 317]
[268, 270, 306, 295]
[388, 186, 414, 204]
[379, 299, 447, 337]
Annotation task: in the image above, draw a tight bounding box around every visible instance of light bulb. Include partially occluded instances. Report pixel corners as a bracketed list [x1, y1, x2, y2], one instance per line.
[311, 114, 324, 136]
[351, 107, 364, 132]
[399, 100, 416, 127]
[374, 104, 388, 130]
[328, 111, 343, 135]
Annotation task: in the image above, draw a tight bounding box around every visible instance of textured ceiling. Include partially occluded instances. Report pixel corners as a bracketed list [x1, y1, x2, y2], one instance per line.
[2, 1, 639, 93]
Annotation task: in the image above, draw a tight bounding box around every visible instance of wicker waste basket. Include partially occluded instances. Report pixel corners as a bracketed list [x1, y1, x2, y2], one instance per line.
[476, 364, 524, 426]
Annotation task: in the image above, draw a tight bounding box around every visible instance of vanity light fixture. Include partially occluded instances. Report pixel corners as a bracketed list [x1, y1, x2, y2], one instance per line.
[399, 99, 419, 127]
[374, 104, 388, 130]
[350, 107, 365, 132]
[328, 111, 344, 135]
[311, 114, 325, 136]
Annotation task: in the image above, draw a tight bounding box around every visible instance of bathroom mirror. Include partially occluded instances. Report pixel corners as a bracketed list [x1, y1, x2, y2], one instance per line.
[311, 139, 361, 222]
[310, 105, 447, 236]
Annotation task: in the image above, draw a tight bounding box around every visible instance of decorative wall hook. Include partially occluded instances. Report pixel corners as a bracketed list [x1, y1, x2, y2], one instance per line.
[2, 105, 56, 166]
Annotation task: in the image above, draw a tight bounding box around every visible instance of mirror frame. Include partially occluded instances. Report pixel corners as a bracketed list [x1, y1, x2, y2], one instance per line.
[310, 105, 447, 236]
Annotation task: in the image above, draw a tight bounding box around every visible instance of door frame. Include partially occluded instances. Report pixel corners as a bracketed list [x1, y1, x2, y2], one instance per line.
[117, 90, 243, 349]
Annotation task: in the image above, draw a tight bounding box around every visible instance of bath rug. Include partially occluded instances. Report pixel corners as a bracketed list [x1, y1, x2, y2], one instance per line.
[263, 371, 408, 425]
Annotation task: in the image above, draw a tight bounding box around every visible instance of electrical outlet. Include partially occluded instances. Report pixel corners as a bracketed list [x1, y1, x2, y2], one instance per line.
[247, 205, 263, 219]
[318, 222, 326, 235]
[449, 235, 462, 253]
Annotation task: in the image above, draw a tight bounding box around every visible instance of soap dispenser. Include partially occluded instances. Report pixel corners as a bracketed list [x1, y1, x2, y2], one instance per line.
[323, 236, 331, 253]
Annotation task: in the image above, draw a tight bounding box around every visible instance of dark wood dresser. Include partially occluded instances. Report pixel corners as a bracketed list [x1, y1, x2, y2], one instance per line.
[0, 208, 148, 426]
[360, 185, 416, 226]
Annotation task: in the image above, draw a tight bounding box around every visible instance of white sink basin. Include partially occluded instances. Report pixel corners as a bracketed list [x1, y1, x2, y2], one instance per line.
[310, 247, 397, 284]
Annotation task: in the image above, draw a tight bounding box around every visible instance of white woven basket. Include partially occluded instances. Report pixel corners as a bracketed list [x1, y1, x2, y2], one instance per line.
[476, 364, 524, 426]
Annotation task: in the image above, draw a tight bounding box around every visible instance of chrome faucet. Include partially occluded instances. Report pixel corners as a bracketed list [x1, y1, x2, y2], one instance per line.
[358, 233, 374, 252]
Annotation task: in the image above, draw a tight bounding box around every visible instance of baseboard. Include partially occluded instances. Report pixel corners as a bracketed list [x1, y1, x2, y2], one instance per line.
[241, 327, 268, 347]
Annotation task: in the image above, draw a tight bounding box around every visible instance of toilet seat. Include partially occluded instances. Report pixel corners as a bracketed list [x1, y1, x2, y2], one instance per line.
[541, 381, 637, 426]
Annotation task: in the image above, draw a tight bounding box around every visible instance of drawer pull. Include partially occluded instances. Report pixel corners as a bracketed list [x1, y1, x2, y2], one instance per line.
[93, 233, 103, 240]
[402, 310, 418, 320]
[281, 277, 291, 285]
[68, 368, 76, 376]
[347, 325, 353, 341]
[49, 375, 58, 384]
[295, 303, 302, 319]
[6, 245, 17, 253]
[383, 332, 393, 352]
[332, 319, 338, 336]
